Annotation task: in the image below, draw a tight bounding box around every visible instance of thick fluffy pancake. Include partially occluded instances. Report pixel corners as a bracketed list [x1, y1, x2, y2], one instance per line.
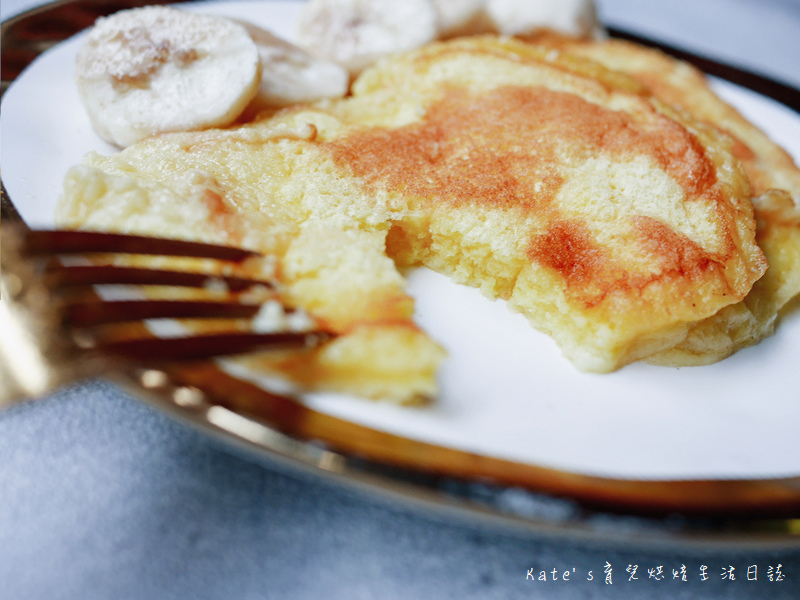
[328, 37, 765, 371]
[541, 37, 800, 364]
[58, 36, 766, 396]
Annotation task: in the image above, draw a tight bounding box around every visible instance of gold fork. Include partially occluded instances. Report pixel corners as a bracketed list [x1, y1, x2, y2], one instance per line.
[0, 224, 332, 408]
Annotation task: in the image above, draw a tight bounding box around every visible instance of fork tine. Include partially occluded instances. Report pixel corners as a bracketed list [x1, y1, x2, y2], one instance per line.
[1, 224, 337, 403]
[45, 263, 275, 292]
[99, 331, 330, 361]
[23, 230, 258, 262]
[62, 299, 265, 327]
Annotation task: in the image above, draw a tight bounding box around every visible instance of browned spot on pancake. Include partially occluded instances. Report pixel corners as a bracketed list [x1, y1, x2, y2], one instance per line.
[327, 86, 719, 211]
[201, 188, 228, 219]
[528, 220, 608, 287]
[633, 215, 719, 280]
[329, 88, 564, 211]
[200, 187, 243, 246]
[527, 220, 621, 307]
[528, 217, 725, 307]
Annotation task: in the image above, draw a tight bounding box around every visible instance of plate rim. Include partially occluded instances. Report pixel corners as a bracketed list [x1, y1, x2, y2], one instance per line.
[2, 0, 800, 547]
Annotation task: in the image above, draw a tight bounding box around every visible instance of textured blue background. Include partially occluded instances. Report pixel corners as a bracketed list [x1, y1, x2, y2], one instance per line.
[1, 382, 799, 599]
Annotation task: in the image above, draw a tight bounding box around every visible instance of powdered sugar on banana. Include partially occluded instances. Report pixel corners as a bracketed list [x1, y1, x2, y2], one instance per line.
[75, 6, 261, 147]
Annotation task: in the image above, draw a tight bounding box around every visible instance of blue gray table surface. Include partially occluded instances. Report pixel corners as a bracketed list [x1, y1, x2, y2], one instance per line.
[2, 0, 800, 598]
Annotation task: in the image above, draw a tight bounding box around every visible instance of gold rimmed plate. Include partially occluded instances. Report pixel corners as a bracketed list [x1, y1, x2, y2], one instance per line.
[3, 0, 800, 548]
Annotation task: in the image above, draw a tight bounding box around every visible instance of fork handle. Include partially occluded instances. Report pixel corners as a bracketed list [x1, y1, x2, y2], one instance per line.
[0, 227, 103, 409]
[0, 280, 95, 408]
[0, 295, 70, 409]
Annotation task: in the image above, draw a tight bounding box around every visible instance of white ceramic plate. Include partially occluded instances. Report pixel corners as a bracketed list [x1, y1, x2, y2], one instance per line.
[4, 0, 800, 481]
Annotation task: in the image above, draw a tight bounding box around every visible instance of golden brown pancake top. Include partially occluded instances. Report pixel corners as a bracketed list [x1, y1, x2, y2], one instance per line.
[329, 86, 720, 206]
[327, 84, 734, 307]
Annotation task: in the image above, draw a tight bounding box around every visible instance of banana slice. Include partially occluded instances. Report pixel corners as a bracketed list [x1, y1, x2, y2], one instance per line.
[237, 21, 349, 110]
[486, 0, 604, 39]
[296, 0, 439, 75]
[75, 6, 261, 147]
[431, 0, 491, 38]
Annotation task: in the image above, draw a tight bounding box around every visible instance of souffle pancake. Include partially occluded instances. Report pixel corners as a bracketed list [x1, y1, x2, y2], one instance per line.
[58, 36, 767, 400]
[541, 37, 800, 365]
